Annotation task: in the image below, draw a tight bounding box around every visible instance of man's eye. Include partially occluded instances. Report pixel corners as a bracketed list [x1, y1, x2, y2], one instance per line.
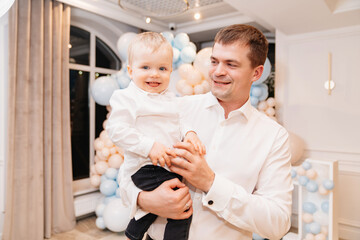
[211, 60, 217, 65]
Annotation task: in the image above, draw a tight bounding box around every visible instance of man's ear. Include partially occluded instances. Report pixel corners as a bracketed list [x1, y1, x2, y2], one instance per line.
[127, 65, 132, 78]
[251, 65, 264, 83]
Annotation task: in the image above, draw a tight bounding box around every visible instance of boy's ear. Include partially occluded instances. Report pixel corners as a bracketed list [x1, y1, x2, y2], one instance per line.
[127, 65, 132, 78]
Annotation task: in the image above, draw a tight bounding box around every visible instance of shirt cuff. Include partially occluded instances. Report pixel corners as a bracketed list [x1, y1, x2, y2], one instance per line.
[202, 174, 236, 211]
[133, 136, 155, 158]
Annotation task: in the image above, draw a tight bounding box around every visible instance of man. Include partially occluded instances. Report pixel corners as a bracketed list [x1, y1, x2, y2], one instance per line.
[119, 24, 293, 240]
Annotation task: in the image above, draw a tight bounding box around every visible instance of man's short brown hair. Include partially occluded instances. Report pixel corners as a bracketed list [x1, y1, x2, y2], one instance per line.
[214, 24, 268, 68]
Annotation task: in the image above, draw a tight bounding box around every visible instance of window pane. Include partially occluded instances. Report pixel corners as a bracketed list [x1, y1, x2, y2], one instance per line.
[70, 26, 90, 65]
[70, 69, 90, 180]
[95, 73, 111, 138]
[96, 37, 121, 70]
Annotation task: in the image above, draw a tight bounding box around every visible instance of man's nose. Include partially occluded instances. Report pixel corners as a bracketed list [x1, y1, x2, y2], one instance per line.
[213, 63, 226, 76]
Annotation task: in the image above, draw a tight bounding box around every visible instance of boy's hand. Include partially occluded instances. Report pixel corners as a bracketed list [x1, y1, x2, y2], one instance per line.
[148, 142, 176, 167]
[184, 131, 206, 155]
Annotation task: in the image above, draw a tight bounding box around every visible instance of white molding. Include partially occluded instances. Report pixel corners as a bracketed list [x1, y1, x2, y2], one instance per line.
[74, 191, 103, 217]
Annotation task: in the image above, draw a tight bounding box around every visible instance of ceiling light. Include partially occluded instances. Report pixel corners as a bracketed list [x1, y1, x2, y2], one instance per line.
[194, 12, 201, 20]
[145, 17, 151, 24]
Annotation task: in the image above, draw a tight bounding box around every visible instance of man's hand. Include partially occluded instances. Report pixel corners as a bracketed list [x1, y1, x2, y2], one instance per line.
[170, 142, 215, 192]
[148, 142, 176, 167]
[137, 178, 193, 219]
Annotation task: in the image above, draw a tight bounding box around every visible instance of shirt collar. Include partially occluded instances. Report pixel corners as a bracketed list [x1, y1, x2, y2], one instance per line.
[204, 92, 254, 120]
[129, 81, 174, 98]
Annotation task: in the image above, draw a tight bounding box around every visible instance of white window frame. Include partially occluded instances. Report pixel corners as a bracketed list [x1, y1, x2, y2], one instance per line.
[70, 22, 120, 196]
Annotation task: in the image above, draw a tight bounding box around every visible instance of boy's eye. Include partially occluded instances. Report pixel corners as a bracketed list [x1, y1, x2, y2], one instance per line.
[142, 66, 149, 69]
[159, 67, 166, 71]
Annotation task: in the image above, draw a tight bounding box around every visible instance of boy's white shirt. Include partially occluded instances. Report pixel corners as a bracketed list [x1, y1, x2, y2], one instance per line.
[106, 81, 192, 219]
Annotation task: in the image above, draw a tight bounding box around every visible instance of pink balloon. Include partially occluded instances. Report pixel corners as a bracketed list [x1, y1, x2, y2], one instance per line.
[288, 132, 305, 165]
[95, 161, 108, 175]
[108, 154, 124, 169]
[90, 175, 101, 187]
[178, 64, 194, 79]
[193, 47, 212, 79]
[94, 138, 105, 151]
[185, 69, 203, 86]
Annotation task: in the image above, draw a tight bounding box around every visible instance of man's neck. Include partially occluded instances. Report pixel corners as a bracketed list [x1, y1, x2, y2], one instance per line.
[218, 98, 248, 119]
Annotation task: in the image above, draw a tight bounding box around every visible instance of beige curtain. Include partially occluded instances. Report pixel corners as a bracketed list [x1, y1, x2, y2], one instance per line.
[4, 0, 76, 239]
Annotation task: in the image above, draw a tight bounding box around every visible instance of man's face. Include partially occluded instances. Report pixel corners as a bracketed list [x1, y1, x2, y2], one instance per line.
[209, 42, 263, 104]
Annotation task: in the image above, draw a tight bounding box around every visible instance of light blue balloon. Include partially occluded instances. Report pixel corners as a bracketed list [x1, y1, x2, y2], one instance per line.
[323, 179, 334, 190]
[173, 33, 190, 50]
[104, 195, 117, 204]
[91, 76, 119, 106]
[173, 47, 180, 63]
[310, 222, 321, 234]
[116, 188, 121, 198]
[161, 31, 174, 44]
[180, 46, 196, 63]
[306, 180, 319, 192]
[116, 74, 131, 89]
[321, 200, 329, 213]
[253, 58, 271, 85]
[250, 96, 259, 107]
[251, 85, 263, 97]
[299, 176, 309, 186]
[95, 203, 106, 217]
[304, 223, 311, 233]
[291, 169, 297, 178]
[303, 201, 317, 214]
[100, 179, 118, 196]
[302, 161, 312, 170]
[105, 168, 118, 180]
[96, 217, 106, 229]
[101, 175, 109, 183]
[257, 83, 269, 101]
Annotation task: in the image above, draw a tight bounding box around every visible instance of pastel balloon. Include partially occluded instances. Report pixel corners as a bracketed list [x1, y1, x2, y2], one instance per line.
[95, 203, 106, 217]
[95, 161, 109, 175]
[314, 233, 326, 240]
[109, 146, 117, 155]
[313, 211, 329, 226]
[251, 85, 263, 97]
[91, 76, 119, 106]
[288, 132, 305, 165]
[252, 233, 265, 240]
[188, 42, 197, 52]
[302, 161, 312, 170]
[257, 101, 268, 111]
[303, 202, 317, 214]
[306, 169, 318, 180]
[299, 176, 309, 186]
[101, 147, 110, 158]
[265, 107, 275, 117]
[102, 119, 108, 130]
[266, 97, 276, 107]
[185, 69, 203, 86]
[100, 130, 109, 141]
[90, 174, 101, 187]
[194, 84, 205, 95]
[193, 47, 212, 79]
[178, 63, 194, 79]
[90, 164, 97, 175]
[310, 222, 321, 234]
[105, 168, 118, 180]
[201, 80, 210, 93]
[116, 74, 131, 89]
[257, 83, 269, 101]
[303, 213, 313, 223]
[305, 223, 312, 233]
[100, 179, 118, 196]
[173, 33, 190, 50]
[161, 31, 174, 44]
[253, 58, 271, 85]
[116, 32, 137, 61]
[181, 84, 194, 96]
[322, 179, 334, 190]
[96, 217, 106, 230]
[305, 233, 315, 240]
[180, 46, 196, 63]
[108, 154, 123, 169]
[321, 201, 329, 213]
[250, 96, 259, 107]
[291, 169, 297, 178]
[306, 180, 319, 192]
[318, 185, 329, 195]
[173, 47, 180, 63]
[103, 198, 131, 232]
[104, 139, 114, 148]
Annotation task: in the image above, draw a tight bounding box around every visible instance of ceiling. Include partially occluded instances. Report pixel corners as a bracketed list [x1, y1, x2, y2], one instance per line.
[59, 0, 360, 42]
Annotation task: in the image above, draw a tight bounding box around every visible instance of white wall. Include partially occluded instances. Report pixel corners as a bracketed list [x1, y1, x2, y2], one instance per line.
[0, 11, 9, 240]
[276, 25, 360, 239]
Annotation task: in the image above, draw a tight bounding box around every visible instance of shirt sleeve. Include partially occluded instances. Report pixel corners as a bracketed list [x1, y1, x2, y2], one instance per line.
[106, 90, 155, 158]
[176, 96, 197, 139]
[202, 127, 293, 239]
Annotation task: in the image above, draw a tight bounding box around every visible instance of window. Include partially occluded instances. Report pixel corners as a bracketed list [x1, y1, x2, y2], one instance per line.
[69, 25, 121, 194]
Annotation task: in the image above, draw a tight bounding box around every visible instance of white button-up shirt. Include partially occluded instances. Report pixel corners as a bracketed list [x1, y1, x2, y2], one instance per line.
[106, 82, 190, 178]
[120, 92, 293, 240]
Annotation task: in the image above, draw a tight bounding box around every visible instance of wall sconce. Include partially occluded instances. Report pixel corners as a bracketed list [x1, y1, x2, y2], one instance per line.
[325, 52, 335, 95]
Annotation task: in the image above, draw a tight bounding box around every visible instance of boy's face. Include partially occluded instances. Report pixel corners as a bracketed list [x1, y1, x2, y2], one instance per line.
[128, 46, 173, 94]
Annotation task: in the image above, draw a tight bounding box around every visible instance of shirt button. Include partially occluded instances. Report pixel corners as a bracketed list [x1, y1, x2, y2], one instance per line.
[208, 200, 214, 205]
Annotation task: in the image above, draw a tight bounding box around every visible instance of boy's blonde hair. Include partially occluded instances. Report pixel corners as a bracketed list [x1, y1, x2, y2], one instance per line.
[127, 32, 173, 65]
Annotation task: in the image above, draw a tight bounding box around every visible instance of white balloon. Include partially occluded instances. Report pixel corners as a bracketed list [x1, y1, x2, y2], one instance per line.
[103, 198, 131, 232]
[116, 32, 137, 61]
[91, 76, 119, 106]
[266, 97, 276, 107]
[90, 174, 101, 187]
[288, 132, 305, 165]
